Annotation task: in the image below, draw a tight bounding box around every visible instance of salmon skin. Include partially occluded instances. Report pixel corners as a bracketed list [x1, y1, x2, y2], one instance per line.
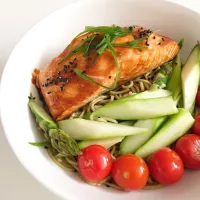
[33, 26, 180, 121]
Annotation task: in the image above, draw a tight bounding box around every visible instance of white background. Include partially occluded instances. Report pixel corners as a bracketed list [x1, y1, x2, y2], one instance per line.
[0, 0, 200, 199]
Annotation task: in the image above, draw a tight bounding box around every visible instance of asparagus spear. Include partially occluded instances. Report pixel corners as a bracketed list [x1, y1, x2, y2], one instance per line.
[166, 54, 182, 100]
[28, 94, 81, 156]
[152, 62, 172, 89]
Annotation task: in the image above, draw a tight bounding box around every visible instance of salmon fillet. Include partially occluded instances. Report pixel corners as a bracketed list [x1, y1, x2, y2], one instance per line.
[34, 26, 180, 121]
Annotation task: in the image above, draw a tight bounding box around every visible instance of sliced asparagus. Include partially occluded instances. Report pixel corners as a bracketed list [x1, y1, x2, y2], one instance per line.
[182, 43, 200, 113]
[166, 54, 182, 100]
[117, 89, 171, 102]
[28, 95, 81, 156]
[92, 96, 178, 120]
[135, 108, 194, 158]
[120, 116, 166, 155]
[151, 62, 172, 89]
[58, 118, 147, 140]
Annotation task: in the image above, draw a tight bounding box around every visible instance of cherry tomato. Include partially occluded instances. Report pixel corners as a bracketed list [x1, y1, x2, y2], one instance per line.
[196, 87, 200, 107]
[148, 148, 184, 184]
[192, 116, 200, 136]
[111, 154, 149, 190]
[175, 134, 200, 169]
[78, 145, 112, 183]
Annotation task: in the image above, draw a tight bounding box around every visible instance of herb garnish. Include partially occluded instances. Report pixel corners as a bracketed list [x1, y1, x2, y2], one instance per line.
[74, 34, 120, 89]
[58, 34, 96, 64]
[112, 37, 148, 49]
[29, 141, 49, 147]
[58, 25, 150, 89]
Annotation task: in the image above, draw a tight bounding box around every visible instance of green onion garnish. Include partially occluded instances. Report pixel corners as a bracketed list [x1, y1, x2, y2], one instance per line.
[58, 25, 149, 89]
[29, 141, 49, 147]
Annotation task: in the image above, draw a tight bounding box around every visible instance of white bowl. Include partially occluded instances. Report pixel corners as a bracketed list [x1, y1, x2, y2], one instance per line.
[1, 0, 200, 199]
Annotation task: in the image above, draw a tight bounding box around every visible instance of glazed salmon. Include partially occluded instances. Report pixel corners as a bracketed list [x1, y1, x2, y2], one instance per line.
[34, 26, 179, 121]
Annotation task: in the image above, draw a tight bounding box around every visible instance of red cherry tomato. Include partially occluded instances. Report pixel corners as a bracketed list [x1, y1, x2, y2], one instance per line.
[78, 145, 112, 183]
[192, 116, 200, 136]
[148, 148, 184, 185]
[195, 87, 200, 107]
[175, 134, 200, 169]
[112, 154, 149, 190]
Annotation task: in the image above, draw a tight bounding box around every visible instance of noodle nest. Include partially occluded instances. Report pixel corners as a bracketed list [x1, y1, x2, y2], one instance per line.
[45, 68, 166, 190]
[45, 66, 200, 190]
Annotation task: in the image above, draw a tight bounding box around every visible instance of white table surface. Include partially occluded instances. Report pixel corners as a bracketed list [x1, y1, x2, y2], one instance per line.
[0, 0, 200, 199]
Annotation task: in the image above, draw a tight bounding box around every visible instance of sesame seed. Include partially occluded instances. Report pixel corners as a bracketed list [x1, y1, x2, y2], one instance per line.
[128, 26, 133, 31]
[147, 29, 152, 33]
[47, 91, 51, 94]
[158, 42, 162, 45]
[60, 87, 64, 91]
[153, 36, 156, 39]
[145, 41, 149, 46]
[73, 63, 77, 68]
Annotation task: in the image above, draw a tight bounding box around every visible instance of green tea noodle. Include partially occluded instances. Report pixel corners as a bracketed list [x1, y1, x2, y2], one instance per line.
[49, 65, 200, 190]
[46, 67, 166, 190]
[42, 57, 200, 189]
[69, 68, 159, 122]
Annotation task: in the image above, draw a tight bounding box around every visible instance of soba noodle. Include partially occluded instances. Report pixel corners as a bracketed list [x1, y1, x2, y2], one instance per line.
[46, 67, 178, 190]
